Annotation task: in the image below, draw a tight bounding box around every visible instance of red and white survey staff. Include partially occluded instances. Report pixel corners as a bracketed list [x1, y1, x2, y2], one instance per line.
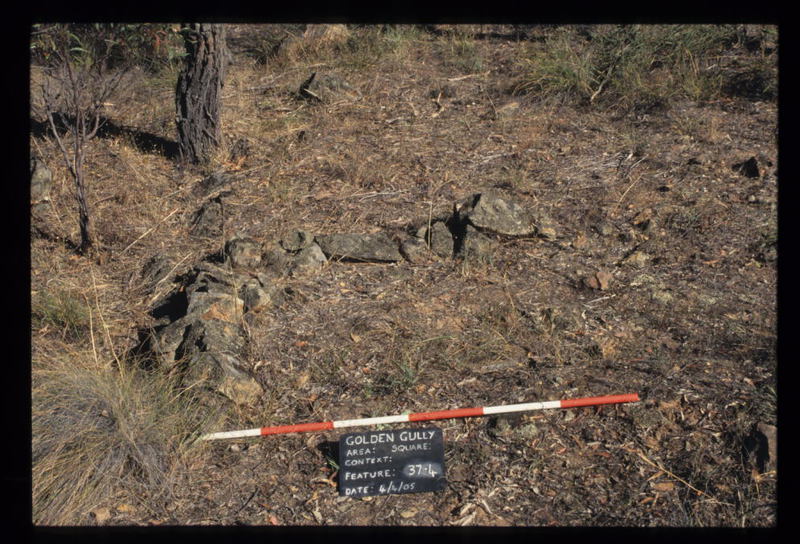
[199, 393, 640, 441]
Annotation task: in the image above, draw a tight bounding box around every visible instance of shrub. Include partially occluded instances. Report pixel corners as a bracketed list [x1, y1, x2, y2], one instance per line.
[31, 23, 184, 73]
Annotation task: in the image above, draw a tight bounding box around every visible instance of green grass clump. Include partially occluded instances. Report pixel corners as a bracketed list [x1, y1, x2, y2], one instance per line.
[513, 25, 772, 110]
[436, 28, 485, 74]
[32, 290, 91, 341]
[337, 25, 425, 71]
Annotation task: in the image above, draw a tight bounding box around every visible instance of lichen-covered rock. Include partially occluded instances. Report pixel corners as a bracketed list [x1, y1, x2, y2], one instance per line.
[225, 237, 262, 269]
[298, 70, 358, 103]
[193, 170, 233, 198]
[180, 343, 262, 406]
[186, 292, 244, 323]
[240, 278, 284, 312]
[30, 156, 53, 203]
[290, 243, 327, 275]
[262, 243, 293, 277]
[400, 237, 430, 264]
[178, 318, 260, 406]
[281, 230, 315, 253]
[423, 221, 455, 259]
[215, 361, 264, 406]
[150, 315, 193, 368]
[315, 232, 402, 262]
[457, 224, 497, 262]
[457, 191, 537, 236]
[185, 262, 238, 298]
[148, 260, 260, 405]
[182, 319, 247, 359]
[190, 198, 224, 238]
[140, 253, 174, 292]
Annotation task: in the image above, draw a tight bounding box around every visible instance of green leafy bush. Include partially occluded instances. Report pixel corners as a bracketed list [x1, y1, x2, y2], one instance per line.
[31, 23, 185, 73]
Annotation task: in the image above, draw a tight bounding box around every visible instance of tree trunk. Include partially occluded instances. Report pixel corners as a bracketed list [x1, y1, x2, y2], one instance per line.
[74, 144, 93, 253]
[175, 24, 227, 165]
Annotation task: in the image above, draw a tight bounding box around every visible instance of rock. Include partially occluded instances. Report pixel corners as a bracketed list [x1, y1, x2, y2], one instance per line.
[456, 224, 497, 262]
[186, 292, 244, 323]
[583, 270, 612, 290]
[516, 422, 539, 439]
[620, 250, 651, 268]
[147, 259, 269, 406]
[629, 273, 659, 287]
[650, 289, 674, 306]
[190, 197, 224, 238]
[299, 71, 358, 103]
[90, 507, 112, 524]
[593, 220, 615, 237]
[185, 262, 239, 298]
[732, 156, 760, 179]
[400, 237, 430, 264]
[281, 230, 314, 253]
[290, 243, 327, 275]
[183, 349, 262, 406]
[457, 191, 537, 236]
[241, 281, 275, 312]
[650, 289, 673, 305]
[140, 254, 173, 291]
[315, 232, 403, 262]
[496, 100, 520, 118]
[182, 318, 246, 365]
[750, 422, 777, 473]
[490, 416, 516, 438]
[30, 156, 53, 203]
[225, 237, 262, 270]
[148, 316, 191, 368]
[262, 243, 293, 276]
[215, 361, 264, 406]
[228, 138, 251, 165]
[193, 170, 233, 198]
[418, 221, 454, 259]
[150, 315, 193, 368]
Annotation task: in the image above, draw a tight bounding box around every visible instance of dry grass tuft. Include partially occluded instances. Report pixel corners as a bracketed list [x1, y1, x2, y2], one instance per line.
[32, 347, 223, 525]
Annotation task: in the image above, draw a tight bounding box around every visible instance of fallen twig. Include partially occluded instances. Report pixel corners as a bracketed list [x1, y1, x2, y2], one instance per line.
[447, 71, 490, 82]
[627, 447, 733, 506]
[121, 207, 179, 255]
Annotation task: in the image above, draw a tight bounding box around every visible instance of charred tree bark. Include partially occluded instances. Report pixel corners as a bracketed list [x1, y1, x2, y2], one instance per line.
[175, 24, 227, 165]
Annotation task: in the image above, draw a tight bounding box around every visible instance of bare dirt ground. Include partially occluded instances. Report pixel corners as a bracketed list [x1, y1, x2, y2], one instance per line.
[30, 25, 777, 527]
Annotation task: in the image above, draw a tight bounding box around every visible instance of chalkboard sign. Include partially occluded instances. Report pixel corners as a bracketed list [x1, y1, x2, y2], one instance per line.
[338, 427, 446, 497]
